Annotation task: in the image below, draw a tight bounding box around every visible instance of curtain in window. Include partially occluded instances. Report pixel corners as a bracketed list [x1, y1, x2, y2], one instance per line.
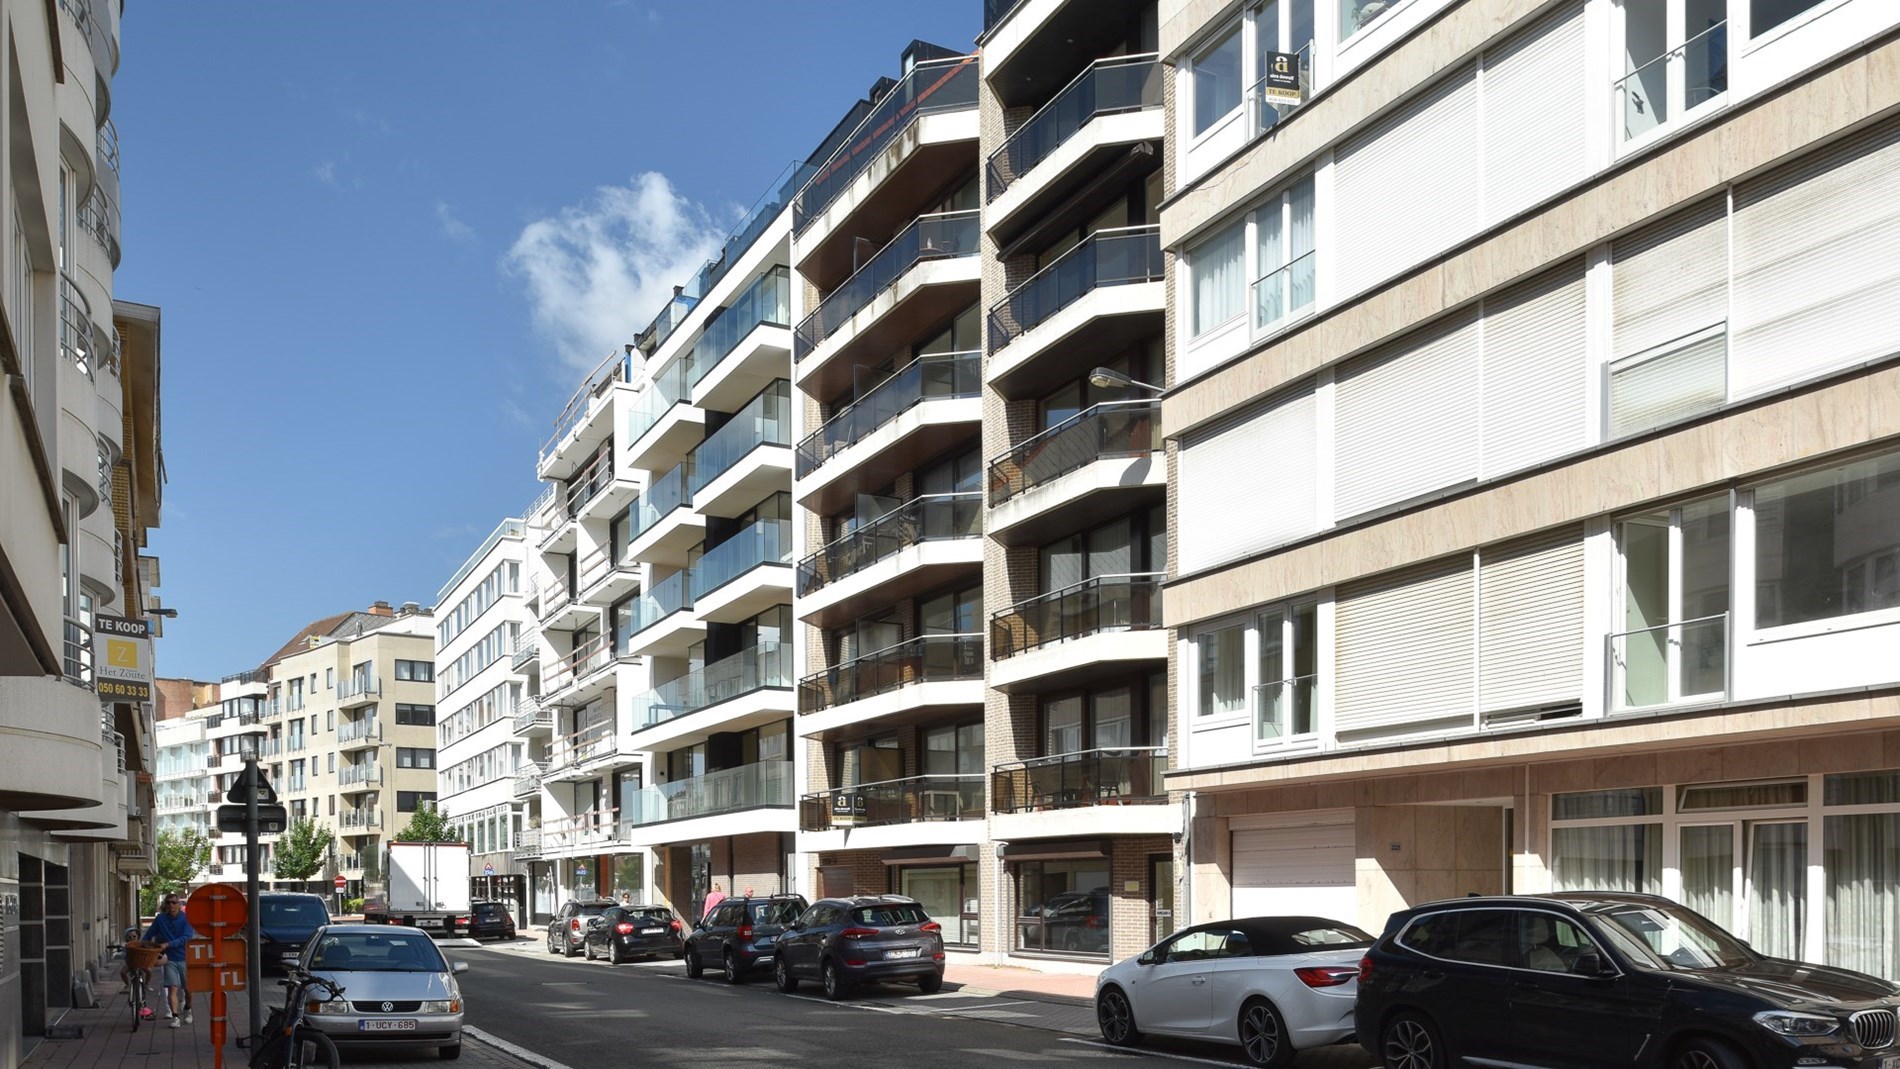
[1192, 222, 1246, 335]
[1289, 177, 1317, 314]
[1198, 625, 1247, 717]
[1551, 825, 1662, 893]
[1679, 825, 1735, 929]
[1825, 813, 1900, 981]
[1749, 822, 1806, 960]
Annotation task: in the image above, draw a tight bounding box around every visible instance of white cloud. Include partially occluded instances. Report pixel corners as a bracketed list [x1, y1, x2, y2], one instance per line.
[503, 172, 723, 373]
[435, 201, 476, 244]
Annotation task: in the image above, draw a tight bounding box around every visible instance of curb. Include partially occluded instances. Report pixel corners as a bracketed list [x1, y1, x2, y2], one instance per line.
[464, 1027, 584, 1069]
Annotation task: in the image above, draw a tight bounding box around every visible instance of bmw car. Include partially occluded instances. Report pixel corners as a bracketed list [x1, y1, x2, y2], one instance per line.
[301, 924, 468, 1060]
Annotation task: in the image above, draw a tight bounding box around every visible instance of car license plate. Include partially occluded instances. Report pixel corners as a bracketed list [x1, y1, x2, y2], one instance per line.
[886, 949, 920, 959]
[280, 953, 299, 965]
[359, 1020, 417, 1032]
[758, 955, 774, 964]
[1879, 1057, 1900, 1069]
[639, 928, 663, 935]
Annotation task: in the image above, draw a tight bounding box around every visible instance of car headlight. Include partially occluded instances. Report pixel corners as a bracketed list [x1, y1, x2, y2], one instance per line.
[306, 1000, 350, 1016]
[1753, 1010, 1840, 1037]
[419, 1000, 460, 1014]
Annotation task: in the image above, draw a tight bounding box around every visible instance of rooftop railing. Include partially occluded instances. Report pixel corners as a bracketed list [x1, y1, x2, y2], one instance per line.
[795, 492, 982, 596]
[797, 633, 982, 714]
[794, 211, 979, 360]
[688, 266, 791, 387]
[640, 290, 701, 356]
[990, 572, 1165, 660]
[795, 56, 979, 231]
[540, 350, 633, 466]
[983, 0, 1028, 31]
[987, 400, 1161, 506]
[688, 381, 792, 493]
[801, 773, 985, 831]
[795, 350, 981, 478]
[989, 225, 1163, 351]
[987, 55, 1161, 201]
[991, 747, 1169, 813]
[695, 162, 812, 296]
[630, 641, 790, 731]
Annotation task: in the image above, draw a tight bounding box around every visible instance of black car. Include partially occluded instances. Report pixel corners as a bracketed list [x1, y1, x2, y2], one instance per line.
[583, 904, 685, 964]
[773, 895, 945, 1001]
[1355, 892, 1900, 1069]
[546, 899, 615, 957]
[464, 900, 517, 941]
[684, 895, 807, 984]
[257, 892, 332, 973]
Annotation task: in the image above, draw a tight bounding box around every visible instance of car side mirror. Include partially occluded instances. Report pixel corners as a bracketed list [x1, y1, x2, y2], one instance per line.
[1137, 950, 1157, 966]
[451, 961, 469, 975]
[786, 921, 802, 932]
[1570, 951, 1612, 977]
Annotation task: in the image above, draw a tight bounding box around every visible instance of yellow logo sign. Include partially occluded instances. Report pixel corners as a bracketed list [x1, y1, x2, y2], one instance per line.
[107, 638, 140, 669]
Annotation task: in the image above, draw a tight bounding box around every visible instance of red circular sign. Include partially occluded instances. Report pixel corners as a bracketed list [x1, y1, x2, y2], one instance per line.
[334, 875, 347, 888]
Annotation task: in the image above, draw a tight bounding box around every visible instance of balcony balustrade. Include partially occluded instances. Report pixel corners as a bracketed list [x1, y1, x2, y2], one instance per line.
[336, 674, 382, 703]
[691, 520, 791, 601]
[338, 808, 382, 831]
[511, 695, 551, 735]
[630, 458, 694, 540]
[689, 381, 791, 494]
[990, 747, 1168, 813]
[795, 350, 981, 478]
[513, 763, 545, 798]
[626, 569, 692, 639]
[793, 211, 980, 359]
[990, 573, 1165, 660]
[627, 356, 693, 447]
[542, 632, 618, 697]
[988, 226, 1164, 351]
[796, 493, 981, 597]
[543, 808, 622, 850]
[548, 724, 617, 773]
[986, 55, 1162, 200]
[797, 633, 982, 714]
[794, 56, 978, 231]
[694, 164, 812, 296]
[631, 642, 790, 731]
[800, 774, 986, 831]
[562, 446, 617, 518]
[511, 634, 539, 670]
[688, 266, 791, 387]
[987, 400, 1161, 505]
[623, 762, 793, 826]
[338, 764, 383, 788]
[337, 717, 381, 746]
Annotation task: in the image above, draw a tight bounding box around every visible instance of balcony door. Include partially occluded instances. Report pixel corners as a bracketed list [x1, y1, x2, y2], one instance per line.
[1615, 496, 1729, 708]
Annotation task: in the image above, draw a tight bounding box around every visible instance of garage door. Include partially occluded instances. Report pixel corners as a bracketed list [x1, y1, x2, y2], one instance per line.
[1231, 817, 1358, 926]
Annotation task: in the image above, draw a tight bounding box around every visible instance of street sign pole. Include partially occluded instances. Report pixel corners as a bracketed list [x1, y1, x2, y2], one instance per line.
[244, 754, 262, 1041]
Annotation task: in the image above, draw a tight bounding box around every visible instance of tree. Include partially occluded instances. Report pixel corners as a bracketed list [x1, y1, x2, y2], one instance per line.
[144, 827, 210, 913]
[395, 802, 458, 843]
[272, 818, 334, 882]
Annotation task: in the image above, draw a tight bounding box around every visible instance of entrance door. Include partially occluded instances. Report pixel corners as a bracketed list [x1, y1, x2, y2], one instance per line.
[1150, 855, 1176, 945]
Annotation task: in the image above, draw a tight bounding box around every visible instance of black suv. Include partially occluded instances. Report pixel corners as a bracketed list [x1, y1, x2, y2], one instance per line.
[1356, 892, 1900, 1069]
[772, 895, 945, 1001]
[465, 900, 516, 941]
[546, 899, 615, 957]
[584, 904, 685, 964]
[257, 892, 332, 973]
[684, 894, 807, 984]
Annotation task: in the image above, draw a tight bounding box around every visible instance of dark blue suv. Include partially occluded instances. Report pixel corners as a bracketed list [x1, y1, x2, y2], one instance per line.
[772, 895, 945, 1001]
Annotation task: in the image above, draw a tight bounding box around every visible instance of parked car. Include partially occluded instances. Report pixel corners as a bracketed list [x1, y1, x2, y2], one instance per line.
[773, 895, 944, 1001]
[301, 923, 468, 1060]
[463, 901, 516, 942]
[1095, 916, 1371, 1067]
[583, 904, 685, 964]
[546, 899, 614, 957]
[1356, 892, 1900, 1069]
[1022, 889, 1111, 953]
[684, 894, 807, 983]
[257, 892, 333, 974]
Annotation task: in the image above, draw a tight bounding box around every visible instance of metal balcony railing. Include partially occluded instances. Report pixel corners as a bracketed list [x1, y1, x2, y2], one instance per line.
[563, 446, 617, 518]
[798, 633, 982, 714]
[987, 400, 1161, 505]
[511, 695, 551, 735]
[990, 747, 1168, 813]
[688, 265, 791, 387]
[548, 723, 617, 773]
[795, 56, 979, 231]
[59, 276, 94, 380]
[796, 492, 981, 596]
[513, 763, 545, 798]
[97, 118, 120, 180]
[988, 226, 1163, 351]
[511, 634, 540, 670]
[690, 520, 791, 600]
[801, 774, 986, 831]
[1608, 613, 1729, 712]
[990, 573, 1165, 660]
[63, 615, 93, 688]
[515, 828, 542, 857]
[542, 632, 618, 697]
[987, 55, 1162, 201]
[543, 808, 622, 850]
[688, 380, 791, 492]
[793, 211, 980, 359]
[623, 762, 793, 826]
[631, 642, 791, 731]
[630, 457, 694, 540]
[795, 350, 981, 478]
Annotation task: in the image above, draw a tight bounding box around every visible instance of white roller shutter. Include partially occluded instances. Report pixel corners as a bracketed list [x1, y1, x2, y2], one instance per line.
[1232, 819, 1358, 925]
[1478, 531, 1585, 715]
[1177, 387, 1318, 575]
[1482, 1, 1588, 226]
[1730, 118, 1900, 398]
[1334, 68, 1481, 300]
[1334, 560, 1476, 738]
[1611, 199, 1729, 361]
[1335, 314, 1481, 520]
[1606, 329, 1727, 438]
[1481, 265, 1588, 476]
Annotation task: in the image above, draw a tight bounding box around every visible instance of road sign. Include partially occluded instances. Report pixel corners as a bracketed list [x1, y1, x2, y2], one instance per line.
[225, 764, 278, 806]
[334, 875, 347, 889]
[216, 803, 287, 833]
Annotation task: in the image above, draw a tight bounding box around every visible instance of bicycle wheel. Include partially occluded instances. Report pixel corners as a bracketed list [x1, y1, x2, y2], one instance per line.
[129, 976, 143, 1032]
[290, 1027, 339, 1069]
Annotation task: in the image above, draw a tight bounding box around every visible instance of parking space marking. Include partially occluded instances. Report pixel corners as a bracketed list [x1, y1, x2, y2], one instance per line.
[1057, 1038, 1242, 1066]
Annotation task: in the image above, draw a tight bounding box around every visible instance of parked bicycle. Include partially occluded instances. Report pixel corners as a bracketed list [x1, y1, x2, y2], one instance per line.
[111, 936, 162, 1031]
[249, 966, 343, 1069]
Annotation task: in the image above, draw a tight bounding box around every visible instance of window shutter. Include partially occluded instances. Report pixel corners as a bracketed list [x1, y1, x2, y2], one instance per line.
[1612, 198, 1729, 362]
[1177, 387, 1318, 574]
[1334, 559, 1475, 739]
[1481, 264, 1588, 476]
[1335, 313, 1481, 520]
[1482, 1, 1588, 226]
[1607, 329, 1727, 438]
[1478, 531, 1585, 715]
[1730, 117, 1900, 399]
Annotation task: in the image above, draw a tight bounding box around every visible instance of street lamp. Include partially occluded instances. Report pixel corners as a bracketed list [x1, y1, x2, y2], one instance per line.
[1088, 367, 1165, 393]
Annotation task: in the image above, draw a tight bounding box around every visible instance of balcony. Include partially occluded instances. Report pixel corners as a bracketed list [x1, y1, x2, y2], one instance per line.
[982, 0, 1155, 109]
[630, 642, 792, 744]
[800, 774, 986, 832]
[541, 631, 625, 706]
[625, 356, 705, 474]
[986, 55, 1163, 237]
[511, 696, 552, 737]
[797, 634, 984, 739]
[543, 808, 621, 852]
[576, 540, 639, 608]
[562, 444, 634, 523]
[510, 634, 539, 671]
[338, 765, 383, 789]
[337, 717, 381, 748]
[793, 211, 982, 397]
[513, 764, 545, 799]
[989, 573, 1166, 692]
[627, 457, 705, 569]
[795, 493, 983, 628]
[515, 828, 542, 858]
[694, 162, 810, 300]
[623, 762, 794, 834]
[621, 568, 703, 659]
[1608, 614, 1729, 713]
[641, 288, 700, 358]
[987, 400, 1163, 544]
[988, 226, 1165, 397]
[548, 724, 620, 779]
[62, 615, 92, 689]
[338, 808, 382, 832]
[539, 351, 633, 477]
[689, 519, 793, 624]
[336, 674, 381, 707]
[689, 265, 794, 414]
[990, 747, 1169, 813]
[795, 350, 982, 514]
[687, 381, 792, 518]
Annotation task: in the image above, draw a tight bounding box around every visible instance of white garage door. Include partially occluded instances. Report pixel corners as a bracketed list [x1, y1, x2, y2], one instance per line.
[1231, 816, 1358, 927]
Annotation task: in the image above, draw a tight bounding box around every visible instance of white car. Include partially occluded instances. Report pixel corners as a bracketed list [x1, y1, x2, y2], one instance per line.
[1094, 916, 1373, 1067]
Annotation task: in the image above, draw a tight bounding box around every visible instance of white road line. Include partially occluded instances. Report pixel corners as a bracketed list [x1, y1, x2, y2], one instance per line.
[463, 1026, 587, 1069]
[1058, 1037, 1242, 1066]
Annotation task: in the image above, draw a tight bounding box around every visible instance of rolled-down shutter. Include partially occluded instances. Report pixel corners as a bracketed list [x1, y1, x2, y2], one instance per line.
[1334, 313, 1481, 520]
[1334, 559, 1475, 739]
[1176, 387, 1317, 575]
[1478, 531, 1585, 716]
[1481, 264, 1588, 477]
[1482, 0, 1588, 226]
[1607, 200, 1731, 436]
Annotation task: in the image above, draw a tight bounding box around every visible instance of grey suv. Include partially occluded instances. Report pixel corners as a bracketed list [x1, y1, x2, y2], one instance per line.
[546, 899, 614, 957]
[685, 894, 806, 984]
[772, 895, 945, 1000]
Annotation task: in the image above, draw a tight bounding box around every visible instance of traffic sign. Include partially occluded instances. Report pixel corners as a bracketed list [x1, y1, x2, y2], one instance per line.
[334, 875, 347, 889]
[216, 803, 287, 833]
[225, 764, 278, 806]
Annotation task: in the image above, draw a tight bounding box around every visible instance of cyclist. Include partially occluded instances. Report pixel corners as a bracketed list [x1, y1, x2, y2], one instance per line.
[117, 926, 155, 1020]
[143, 894, 197, 1028]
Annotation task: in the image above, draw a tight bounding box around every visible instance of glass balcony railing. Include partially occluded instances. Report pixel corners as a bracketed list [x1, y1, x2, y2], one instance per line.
[1608, 613, 1728, 711]
[987, 55, 1162, 201]
[983, 0, 1027, 31]
[689, 381, 791, 494]
[641, 290, 701, 356]
[630, 458, 694, 541]
[801, 774, 986, 831]
[988, 226, 1164, 352]
[693, 162, 812, 297]
[1253, 250, 1317, 336]
[795, 350, 981, 478]
[987, 400, 1160, 505]
[627, 569, 693, 638]
[623, 761, 794, 826]
[797, 633, 983, 714]
[795, 492, 983, 596]
[336, 674, 382, 703]
[337, 717, 380, 745]
[990, 572, 1165, 660]
[991, 747, 1169, 813]
[793, 210, 980, 360]
[631, 642, 791, 731]
[689, 266, 792, 387]
[338, 765, 383, 788]
[689, 519, 791, 600]
[795, 56, 979, 231]
[1254, 676, 1318, 742]
[626, 354, 693, 447]
[1616, 21, 1727, 143]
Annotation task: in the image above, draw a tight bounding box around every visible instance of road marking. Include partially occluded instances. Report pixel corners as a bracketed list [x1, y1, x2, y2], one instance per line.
[464, 1027, 587, 1069]
[1058, 1038, 1242, 1066]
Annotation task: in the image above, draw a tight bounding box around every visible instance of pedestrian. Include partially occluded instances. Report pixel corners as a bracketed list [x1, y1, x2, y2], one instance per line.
[702, 883, 726, 919]
[743, 886, 754, 899]
[619, 891, 631, 905]
[143, 894, 197, 1028]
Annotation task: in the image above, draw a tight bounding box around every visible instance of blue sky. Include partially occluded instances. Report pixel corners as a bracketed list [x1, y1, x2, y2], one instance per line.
[114, 2, 980, 681]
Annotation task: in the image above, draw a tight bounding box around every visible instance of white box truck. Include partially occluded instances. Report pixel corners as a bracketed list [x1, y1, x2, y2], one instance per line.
[365, 841, 472, 934]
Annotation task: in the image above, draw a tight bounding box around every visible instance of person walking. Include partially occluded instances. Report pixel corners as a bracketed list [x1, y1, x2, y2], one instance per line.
[143, 894, 197, 1028]
[701, 883, 726, 919]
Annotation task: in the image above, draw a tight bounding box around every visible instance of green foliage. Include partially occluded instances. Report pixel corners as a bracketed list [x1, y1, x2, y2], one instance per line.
[271, 818, 334, 881]
[144, 827, 211, 913]
[395, 802, 458, 843]
[344, 897, 365, 915]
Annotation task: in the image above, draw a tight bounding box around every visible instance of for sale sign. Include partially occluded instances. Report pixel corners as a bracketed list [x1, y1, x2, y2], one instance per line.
[94, 615, 153, 701]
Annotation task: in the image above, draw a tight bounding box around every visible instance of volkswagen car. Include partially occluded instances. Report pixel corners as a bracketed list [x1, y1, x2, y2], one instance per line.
[301, 923, 468, 1060]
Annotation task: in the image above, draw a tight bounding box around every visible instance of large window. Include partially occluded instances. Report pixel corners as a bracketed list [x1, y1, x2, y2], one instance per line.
[1750, 0, 1823, 35]
[394, 659, 434, 682]
[1190, 23, 1244, 136]
[1193, 604, 1319, 748]
[1185, 174, 1318, 351]
[396, 790, 436, 813]
[1014, 860, 1111, 956]
[1188, 221, 1246, 338]
[899, 864, 978, 946]
[1754, 450, 1900, 629]
[1618, 0, 1728, 144]
[1615, 495, 1730, 708]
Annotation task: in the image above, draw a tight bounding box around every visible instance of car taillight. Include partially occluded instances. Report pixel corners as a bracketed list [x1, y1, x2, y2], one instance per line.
[840, 927, 878, 939]
[1357, 955, 1373, 984]
[1295, 966, 1359, 988]
[670, 919, 681, 931]
[570, 919, 582, 931]
[1084, 916, 1103, 929]
[737, 924, 753, 941]
[615, 922, 633, 935]
[918, 922, 941, 933]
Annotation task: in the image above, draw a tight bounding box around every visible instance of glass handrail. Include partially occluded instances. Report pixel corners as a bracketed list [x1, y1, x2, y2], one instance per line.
[689, 519, 791, 599]
[626, 356, 693, 447]
[623, 761, 794, 826]
[990, 572, 1165, 660]
[794, 210, 980, 360]
[694, 162, 813, 296]
[627, 569, 692, 637]
[795, 350, 981, 477]
[987, 55, 1161, 201]
[988, 400, 1160, 505]
[689, 266, 791, 387]
[630, 641, 791, 731]
[988, 226, 1163, 352]
[688, 380, 792, 492]
[795, 56, 979, 231]
[630, 458, 694, 540]
[1252, 249, 1317, 334]
[796, 492, 983, 596]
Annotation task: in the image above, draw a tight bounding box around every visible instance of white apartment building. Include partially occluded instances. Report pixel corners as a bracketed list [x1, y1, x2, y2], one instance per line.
[153, 712, 214, 849]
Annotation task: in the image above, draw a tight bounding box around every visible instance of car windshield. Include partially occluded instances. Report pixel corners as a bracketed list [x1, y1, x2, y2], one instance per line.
[751, 902, 800, 925]
[310, 932, 449, 972]
[851, 904, 930, 927]
[1287, 923, 1374, 948]
[473, 905, 502, 917]
[262, 899, 326, 927]
[575, 903, 610, 917]
[1587, 902, 1754, 970]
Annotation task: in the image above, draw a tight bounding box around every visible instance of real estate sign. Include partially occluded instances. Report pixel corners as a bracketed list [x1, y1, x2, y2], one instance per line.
[94, 614, 153, 701]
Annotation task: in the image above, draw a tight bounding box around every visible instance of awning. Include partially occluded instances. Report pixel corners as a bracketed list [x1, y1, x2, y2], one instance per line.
[880, 844, 980, 865]
[999, 839, 1109, 862]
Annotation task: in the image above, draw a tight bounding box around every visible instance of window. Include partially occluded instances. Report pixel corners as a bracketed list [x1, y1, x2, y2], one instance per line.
[1750, 0, 1822, 35]
[397, 747, 435, 769]
[1194, 603, 1318, 747]
[1251, 176, 1316, 334]
[394, 703, 436, 726]
[1754, 450, 1900, 629]
[396, 791, 435, 813]
[1196, 622, 1247, 718]
[1190, 23, 1244, 136]
[1014, 861, 1111, 955]
[1618, 0, 1728, 144]
[1615, 495, 1730, 708]
[394, 660, 433, 682]
[1188, 220, 1246, 337]
[1254, 0, 1316, 134]
[1341, 0, 1397, 37]
[326, 668, 334, 689]
[1517, 913, 1599, 972]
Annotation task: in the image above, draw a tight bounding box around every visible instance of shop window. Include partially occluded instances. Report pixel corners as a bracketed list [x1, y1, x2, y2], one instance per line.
[1014, 860, 1112, 955]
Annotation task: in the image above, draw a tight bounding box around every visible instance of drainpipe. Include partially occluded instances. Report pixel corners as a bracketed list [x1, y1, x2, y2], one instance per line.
[1179, 790, 1196, 930]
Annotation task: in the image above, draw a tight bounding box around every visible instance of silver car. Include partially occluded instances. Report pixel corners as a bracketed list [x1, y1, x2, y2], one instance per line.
[300, 923, 468, 1059]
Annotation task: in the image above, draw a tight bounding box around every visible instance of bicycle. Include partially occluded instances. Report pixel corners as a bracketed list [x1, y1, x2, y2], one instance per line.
[248, 966, 343, 1069]
[110, 940, 162, 1031]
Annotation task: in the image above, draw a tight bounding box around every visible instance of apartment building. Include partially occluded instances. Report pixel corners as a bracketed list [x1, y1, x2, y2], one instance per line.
[0, 0, 165, 1060]
[153, 710, 215, 850]
[1158, 0, 1900, 980]
[524, 159, 802, 918]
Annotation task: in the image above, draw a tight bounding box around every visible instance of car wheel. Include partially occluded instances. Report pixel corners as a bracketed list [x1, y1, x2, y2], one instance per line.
[1671, 1038, 1747, 1069]
[582, 940, 594, 962]
[607, 942, 624, 966]
[1382, 1012, 1446, 1069]
[774, 956, 798, 994]
[917, 971, 943, 995]
[724, 949, 745, 985]
[1238, 997, 1294, 1068]
[438, 1043, 462, 1060]
[546, 934, 559, 955]
[563, 937, 579, 958]
[822, 959, 851, 1002]
[685, 948, 704, 979]
[1096, 986, 1141, 1047]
